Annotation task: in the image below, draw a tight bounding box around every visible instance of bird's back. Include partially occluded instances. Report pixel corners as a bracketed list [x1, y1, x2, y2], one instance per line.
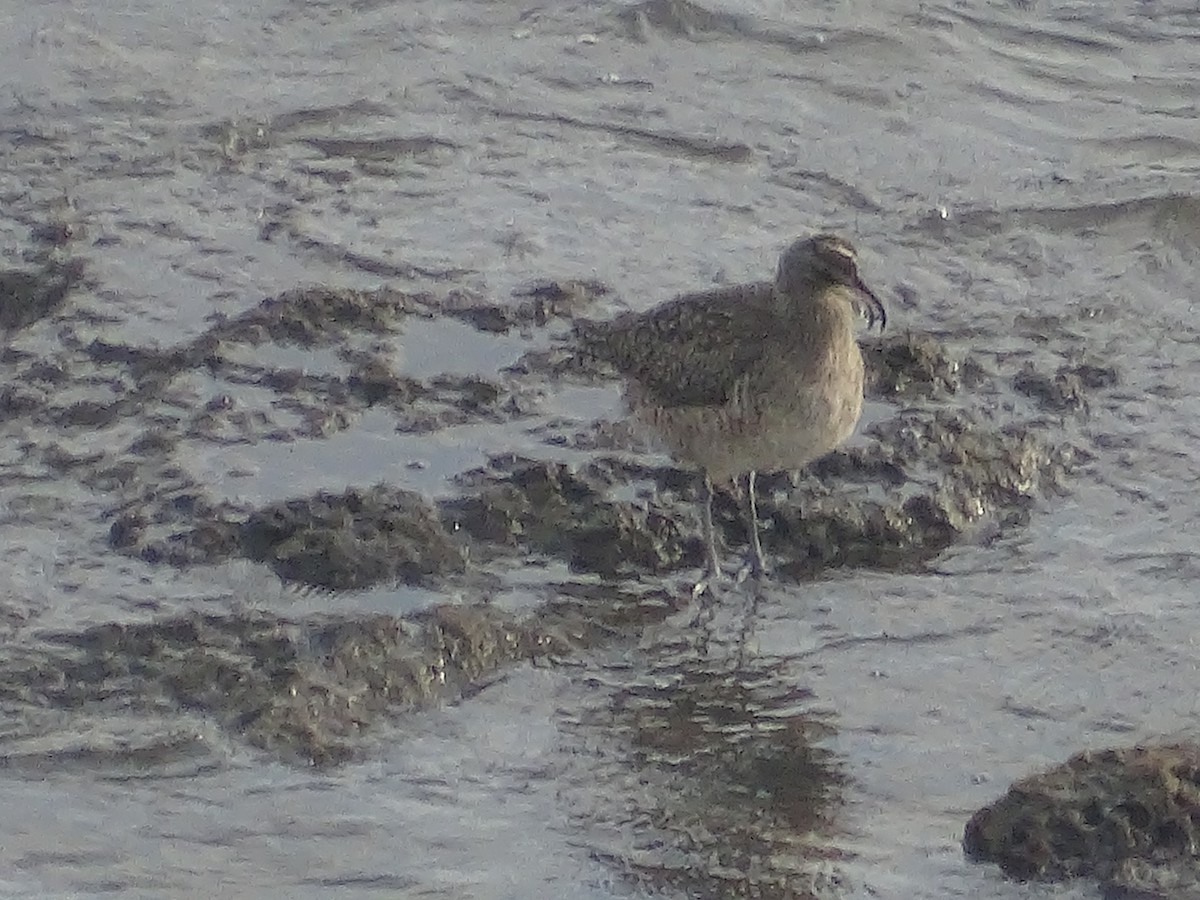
[576, 281, 777, 409]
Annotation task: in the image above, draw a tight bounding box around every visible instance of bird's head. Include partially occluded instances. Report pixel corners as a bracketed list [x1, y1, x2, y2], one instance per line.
[775, 233, 886, 329]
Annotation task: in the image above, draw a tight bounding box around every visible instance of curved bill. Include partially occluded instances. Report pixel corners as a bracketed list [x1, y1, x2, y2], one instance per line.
[854, 278, 887, 331]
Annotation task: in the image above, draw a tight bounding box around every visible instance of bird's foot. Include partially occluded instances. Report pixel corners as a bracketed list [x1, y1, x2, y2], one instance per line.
[692, 558, 723, 598]
[733, 551, 770, 585]
[696, 553, 772, 594]
[691, 576, 712, 599]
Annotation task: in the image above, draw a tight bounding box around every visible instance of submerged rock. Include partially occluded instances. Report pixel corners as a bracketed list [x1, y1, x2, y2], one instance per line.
[26, 606, 570, 767]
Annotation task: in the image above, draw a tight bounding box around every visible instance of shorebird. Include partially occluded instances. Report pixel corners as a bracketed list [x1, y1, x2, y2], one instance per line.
[577, 233, 886, 587]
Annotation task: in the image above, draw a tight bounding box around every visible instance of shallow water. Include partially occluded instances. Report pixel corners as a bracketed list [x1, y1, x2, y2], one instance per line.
[2, 0, 1200, 896]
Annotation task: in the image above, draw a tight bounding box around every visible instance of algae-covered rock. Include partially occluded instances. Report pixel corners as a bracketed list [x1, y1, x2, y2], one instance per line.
[965, 744, 1200, 882]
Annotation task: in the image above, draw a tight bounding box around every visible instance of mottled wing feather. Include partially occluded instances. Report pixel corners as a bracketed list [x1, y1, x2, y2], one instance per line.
[578, 283, 775, 408]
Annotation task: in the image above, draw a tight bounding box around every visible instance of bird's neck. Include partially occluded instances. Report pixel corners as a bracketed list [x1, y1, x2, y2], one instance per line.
[774, 282, 859, 331]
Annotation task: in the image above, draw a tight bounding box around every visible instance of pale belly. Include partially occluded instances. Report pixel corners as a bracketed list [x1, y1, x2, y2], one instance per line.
[633, 370, 865, 482]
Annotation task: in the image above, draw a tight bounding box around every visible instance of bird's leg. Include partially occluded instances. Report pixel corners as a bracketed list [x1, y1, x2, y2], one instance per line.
[694, 473, 722, 594]
[745, 470, 767, 579]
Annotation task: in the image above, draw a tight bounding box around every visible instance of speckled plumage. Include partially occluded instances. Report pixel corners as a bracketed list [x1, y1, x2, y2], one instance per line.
[578, 233, 885, 583]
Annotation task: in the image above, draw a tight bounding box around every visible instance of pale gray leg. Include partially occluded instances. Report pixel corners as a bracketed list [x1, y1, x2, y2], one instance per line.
[746, 470, 767, 578]
[700, 473, 721, 582]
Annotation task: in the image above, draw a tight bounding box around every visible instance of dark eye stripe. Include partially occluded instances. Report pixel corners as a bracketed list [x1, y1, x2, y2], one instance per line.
[814, 234, 856, 262]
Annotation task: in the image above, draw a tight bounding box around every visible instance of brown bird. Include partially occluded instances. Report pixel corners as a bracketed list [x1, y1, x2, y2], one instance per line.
[577, 233, 886, 586]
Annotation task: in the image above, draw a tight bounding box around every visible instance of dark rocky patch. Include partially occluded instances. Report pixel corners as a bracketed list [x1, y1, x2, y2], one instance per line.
[1, 579, 682, 767]
[108, 484, 464, 589]
[965, 744, 1200, 885]
[208, 285, 433, 348]
[1071, 361, 1120, 390]
[1013, 360, 1119, 412]
[863, 331, 979, 398]
[617, 0, 749, 41]
[445, 403, 1077, 583]
[441, 279, 608, 334]
[1014, 362, 1087, 412]
[1104, 857, 1200, 899]
[241, 485, 466, 589]
[0, 258, 85, 333]
[25, 607, 570, 767]
[444, 458, 696, 576]
[740, 410, 1074, 576]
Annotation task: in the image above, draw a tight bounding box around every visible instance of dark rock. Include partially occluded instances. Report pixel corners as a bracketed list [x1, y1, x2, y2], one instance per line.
[1071, 362, 1119, 390]
[863, 331, 965, 398]
[1014, 362, 1087, 412]
[209, 286, 433, 348]
[440, 280, 608, 333]
[964, 744, 1200, 882]
[241, 485, 466, 589]
[0, 258, 85, 333]
[444, 457, 692, 576]
[31, 606, 566, 766]
[107, 512, 146, 549]
[446, 408, 1077, 582]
